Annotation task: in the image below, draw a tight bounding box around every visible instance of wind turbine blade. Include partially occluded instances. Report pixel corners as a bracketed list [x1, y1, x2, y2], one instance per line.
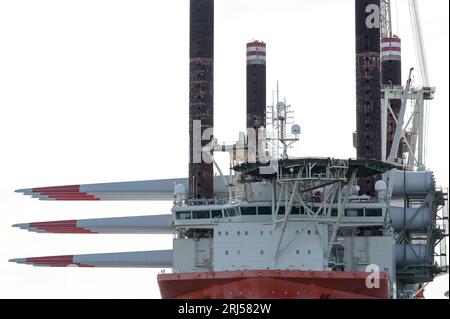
[9, 250, 173, 268]
[13, 214, 173, 234]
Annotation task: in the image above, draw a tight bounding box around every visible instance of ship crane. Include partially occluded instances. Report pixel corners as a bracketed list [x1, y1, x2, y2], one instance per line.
[381, 0, 434, 171]
[380, 0, 448, 297]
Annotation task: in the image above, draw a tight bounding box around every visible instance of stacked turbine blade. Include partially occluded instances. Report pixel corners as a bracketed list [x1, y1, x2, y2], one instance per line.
[13, 214, 174, 234]
[9, 250, 173, 268]
[15, 176, 229, 201]
[15, 179, 187, 201]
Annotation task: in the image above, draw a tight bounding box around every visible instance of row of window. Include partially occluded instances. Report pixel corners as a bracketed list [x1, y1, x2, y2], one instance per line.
[176, 208, 236, 220]
[217, 229, 318, 237]
[175, 207, 383, 220]
[217, 230, 273, 237]
[341, 208, 383, 217]
[223, 249, 312, 256]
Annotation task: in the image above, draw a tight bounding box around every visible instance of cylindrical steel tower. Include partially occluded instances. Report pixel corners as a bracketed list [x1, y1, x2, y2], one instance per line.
[246, 41, 267, 132]
[189, 0, 214, 199]
[355, 0, 382, 196]
[381, 37, 402, 157]
[247, 40, 267, 160]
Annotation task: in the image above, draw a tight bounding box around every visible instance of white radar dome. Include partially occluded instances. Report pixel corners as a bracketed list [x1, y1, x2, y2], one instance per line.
[276, 102, 286, 113]
[375, 180, 387, 191]
[174, 184, 186, 195]
[291, 124, 301, 135]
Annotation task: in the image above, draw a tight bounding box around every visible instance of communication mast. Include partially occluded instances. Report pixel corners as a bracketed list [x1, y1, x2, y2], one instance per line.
[266, 83, 300, 160]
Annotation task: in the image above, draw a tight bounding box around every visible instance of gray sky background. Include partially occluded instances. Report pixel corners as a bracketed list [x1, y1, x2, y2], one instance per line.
[0, 0, 448, 298]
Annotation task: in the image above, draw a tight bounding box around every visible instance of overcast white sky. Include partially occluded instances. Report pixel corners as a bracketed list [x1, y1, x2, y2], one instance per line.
[0, 0, 448, 298]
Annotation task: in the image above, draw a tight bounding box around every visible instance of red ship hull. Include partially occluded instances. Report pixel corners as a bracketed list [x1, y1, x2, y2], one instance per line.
[158, 270, 390, 299]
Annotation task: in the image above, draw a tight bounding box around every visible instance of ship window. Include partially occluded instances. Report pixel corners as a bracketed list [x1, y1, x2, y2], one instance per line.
[296, 250, 300, 255]
[258, 207, 271, 215]
[308, 250, 311, 255]
[277, 206, 285, 215]
[244, 231, 248, 236]
[331, 209, 338, 217]
[175, 211, 192, 220]
[260, 230, 264, 236]
[292, 207, 300, 215]
[218, 231, 222, 236]
[212, 210, 223, 218]
[193, 210, 211, 219]
[366, 208, 383, 217]
[237, 231, 241, 236]
[225, 231, 229, 236]
[260, 250, 264, 255]
[241, 206, 257, 215]
[315, 230, 319, 235]
[237, 250, 241, 255]
[307, 230, 311, 235]
[226, 208, 237, 217]
[345, 208, 364, 217]
[225, 250, 229, 256]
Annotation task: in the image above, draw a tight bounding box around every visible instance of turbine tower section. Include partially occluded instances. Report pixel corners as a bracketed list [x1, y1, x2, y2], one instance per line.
[189, 0, 214, 199]
[246, 40, 267, 155]
[355, 0, 382, 196]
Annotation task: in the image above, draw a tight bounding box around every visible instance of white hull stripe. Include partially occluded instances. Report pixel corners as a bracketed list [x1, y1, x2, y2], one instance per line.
[381, 42, 401, 49]
[247, 46, 266, 53]
[247, 55, 266, 60]
[382, 51, 401, 57]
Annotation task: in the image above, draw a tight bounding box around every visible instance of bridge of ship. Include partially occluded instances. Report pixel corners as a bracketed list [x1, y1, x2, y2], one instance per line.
[172, 201, 389, 225]
[173, 158, 396, 228]
[173, 157, 397, 265]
